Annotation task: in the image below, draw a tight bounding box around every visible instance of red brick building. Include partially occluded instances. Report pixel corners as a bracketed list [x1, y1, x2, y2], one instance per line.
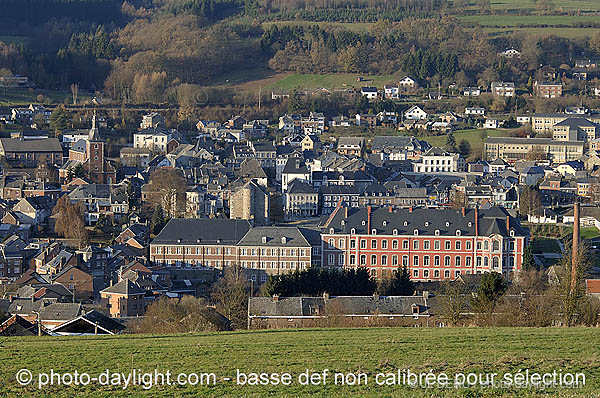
[321, 204, 528, 281]
[149, 219, 317, 283]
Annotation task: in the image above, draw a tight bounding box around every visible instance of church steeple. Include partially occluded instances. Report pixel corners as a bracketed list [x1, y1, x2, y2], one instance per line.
[89, 110, 100, 141]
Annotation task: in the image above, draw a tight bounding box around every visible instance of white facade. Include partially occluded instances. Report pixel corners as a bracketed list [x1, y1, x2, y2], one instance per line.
[404, 106, 428, 120]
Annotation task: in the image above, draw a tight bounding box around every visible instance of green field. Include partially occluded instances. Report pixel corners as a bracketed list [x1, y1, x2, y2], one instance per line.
[413, 129, 512, 158]
[0, 88, 91, 106]
[485, 26, 600, 38]
[266, 73, 400, 92]
[2, 328, 600, 397]
[467, 0, 600, 11]
[461, 14, 600, 27]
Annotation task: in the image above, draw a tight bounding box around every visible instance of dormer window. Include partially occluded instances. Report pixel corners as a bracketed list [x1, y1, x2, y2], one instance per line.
[445, 222, 450, 227]
[424, 221, 430, 227]
[393, 229, 398, 235]
[403, 221, 408, 226]
[510, 230, 515, 237]
[413, 229, 419, 235]
[350, 228, 356, 234]
[468, 222, 472, 227]
[341, 220, 345, 227]
[371, 229, 377, 235]
[382, 221, 387, 226]
[435, 230, 440, 236]
[362, 220, 366, 226]
[281, 237, 287, 244]
[329, 228, 334, 234]
[456, 230, 461, 236]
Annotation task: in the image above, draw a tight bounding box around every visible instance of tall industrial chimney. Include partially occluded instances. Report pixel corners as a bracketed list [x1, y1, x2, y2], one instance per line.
[570, 200, 580, 295]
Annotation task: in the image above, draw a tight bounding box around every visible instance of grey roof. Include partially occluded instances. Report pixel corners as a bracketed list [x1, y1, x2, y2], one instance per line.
[0, 138, 62, 153]
[71, 139, 87, 153]
[152, 218, 251, 245]
[101, 279, 145, 296]
[39, 303, 84, 321]
[320, 185, 361, 195]
[287, 179, 315, 194]
[337, 137, 364, 146]
[249, 295, 433, 317]
[283, 158, 309, 174]
[237, 226, 311, 247]
[554, 118, 598, 128]
[372, 136, 430, 152]
[52, 310, 125, 334]
[324, 206, 526, 237]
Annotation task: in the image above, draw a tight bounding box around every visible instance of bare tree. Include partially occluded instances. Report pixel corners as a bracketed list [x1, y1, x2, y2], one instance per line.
[438, 281, 470, 326]
[211, 266, 250, 330]
[146, 168, 188, 217]
[71, 83, 79, 106]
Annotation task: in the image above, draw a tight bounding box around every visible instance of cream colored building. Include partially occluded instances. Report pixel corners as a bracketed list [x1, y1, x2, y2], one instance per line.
[485, 137, 584, 164]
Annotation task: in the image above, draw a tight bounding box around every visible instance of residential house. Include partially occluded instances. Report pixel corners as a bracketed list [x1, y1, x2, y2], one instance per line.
[360, 87, 378, 100]
[100, 280, 146, 318]
[336, 137, 365, 157]
[285, 180, 319, 219]
[491, 82, 515, 97]
[413, 147, 465, 173]
[534, 81, 563, 98]
[404, 106, 428, 121]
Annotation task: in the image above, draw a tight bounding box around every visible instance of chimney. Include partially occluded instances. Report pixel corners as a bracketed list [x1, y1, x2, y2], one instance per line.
[323, 292, 329, 300]
[31, 296, 35, 303]
[423, 291, 430, 299]
[367, 206, 372, 234]
[373, 293, 379, 301]
[272, 294, 279, 302]
[461, 207, 466, 217]
[409, 206, 413, 213]
[389, 206, 393, 213]
[474, 207, 479, 236]
[505, 215, 510, 232]
[344, 207, 348, 218]
[570, 200, 581, 295]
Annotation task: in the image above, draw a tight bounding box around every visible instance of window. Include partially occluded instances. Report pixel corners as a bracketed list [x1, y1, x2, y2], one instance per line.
[339, 239, 345, 249]
[360, 255, 366, 265]
[466, 241, 472, 250]
[493, 240, 500, 252]
[444, 270, 450, 278]
[424, 256, 430, 266]
[423, 270, 429, 278]
[434, 241, 440, 250]
[484, 241, 489, 250]
[339, 254, 345, 265]
[328, 239, 334, 249]
[371, 240, 377, 249]
[413, 256, 419, 266]
[455, 256, 461, 267]
[455, 270, 461, 278]
[360, 240, 366, 249]
[476, 257, 482, 267]
[477, 241, 482, 250]
[466, 256, 472, 267]
[445, 241, 451, 250]
[434, 270, 440, 278]
[403, 240, 409, 249]
[444, 256, 450, 266]
[350, 239, 356, 249]
[392, 240, 398, 249]
[350, 255, 356, 265]
[382, 255, 388, 266]
[493, 257, 499, 269]
[402, 255, 408, 267]
[328, 254, 334, 265]
[413, 240, 419, 250]
[434, 256, 440, 266]
[382, 240, 388, 249]
[455, 241, 461, 250]
[370, 269, 377, 278]
[423, 240, 430, 250]
[484, 257, 489, 267]
[413, 269, 419, 278]
[370, 255, 377, 265]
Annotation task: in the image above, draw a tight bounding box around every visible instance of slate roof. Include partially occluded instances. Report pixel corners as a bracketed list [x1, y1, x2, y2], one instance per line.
[320, 185, 361, 195]
[372, 136, 430, 152]
[283, 158, 309, 174]
[0, 138, 62, 153]
[237, 226, 311, 247]
[249, 295, 434, 317]
[152, 218, 251, 245]
[324, 206, 527, 237]
[101, 279, 145, 296]
[486, 137, 584, 146]
[52, 310, 125, 334]
[554, 118, 598, 128]
[287, 179, 315, 194]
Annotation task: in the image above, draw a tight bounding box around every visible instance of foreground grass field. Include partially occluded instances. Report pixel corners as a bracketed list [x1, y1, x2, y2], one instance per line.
[2, 328, 600, 397]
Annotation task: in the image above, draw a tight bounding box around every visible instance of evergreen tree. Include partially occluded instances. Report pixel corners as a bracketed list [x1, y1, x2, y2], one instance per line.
[49, 105, 69, 134]
[388, 266, 414, 295]
[151, 205, 166, 235]
[522, 246, 536, 271]
[445, 132, 457, 152]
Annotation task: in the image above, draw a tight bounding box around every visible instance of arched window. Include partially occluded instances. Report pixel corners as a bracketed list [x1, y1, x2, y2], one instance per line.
[493, 257, 499, 269]
[493, 240, 500, 251]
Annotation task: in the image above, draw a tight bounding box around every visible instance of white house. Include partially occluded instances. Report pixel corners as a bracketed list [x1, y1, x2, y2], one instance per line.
[361, 87, 378, 100]
[484, 119, 500, 129]
[412, 147, 465, 173]
[133, 129, 172, 153]
[398, 76, 417, 89]
[516, 116, 531, 125]
[594, 87, 600, 97]
[499, 48, 521, 58]
[465, 107, 485, 116]
[383, 85, 399, 99]
[404, 106, 428, 121]
[463, 87, 481, 96]
[491, 82, 515, 97]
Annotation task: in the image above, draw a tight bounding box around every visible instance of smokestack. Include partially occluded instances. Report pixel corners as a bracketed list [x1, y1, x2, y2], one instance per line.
[474, 207, 479, 236]
[505, 215, 510, 232]
[461, 207, 466, 217]
[367, 206, 372, 234]
[570, 201, 581, 295]
[344, 207, 348, 218]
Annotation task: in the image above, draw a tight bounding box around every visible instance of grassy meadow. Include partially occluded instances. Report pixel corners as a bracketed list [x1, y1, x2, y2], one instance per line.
[2, 327, 600, 397]
[266, 73, 400, 92]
